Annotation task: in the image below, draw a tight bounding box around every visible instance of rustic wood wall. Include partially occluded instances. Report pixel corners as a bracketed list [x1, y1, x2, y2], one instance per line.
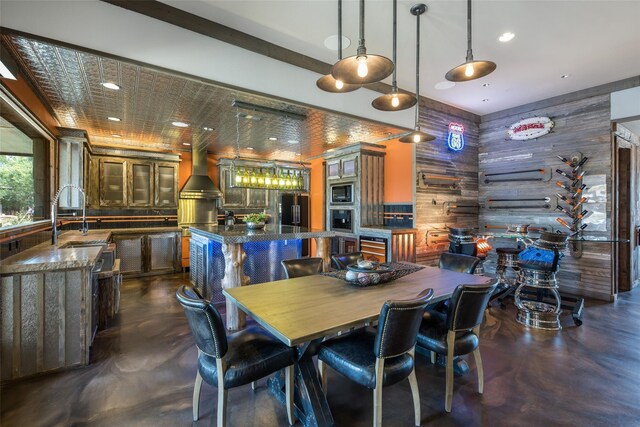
[414, 101, 480, 266]
[479, 78, 640, 301]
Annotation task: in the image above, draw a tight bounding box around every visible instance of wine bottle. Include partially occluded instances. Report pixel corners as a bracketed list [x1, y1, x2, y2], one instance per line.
[556, 217, 576, 231]
[556, 155, 576, 167]
[556, 169, 572, 179]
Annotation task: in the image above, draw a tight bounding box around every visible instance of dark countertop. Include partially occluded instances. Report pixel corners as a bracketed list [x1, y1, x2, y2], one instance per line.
[189, 225, 334, 244]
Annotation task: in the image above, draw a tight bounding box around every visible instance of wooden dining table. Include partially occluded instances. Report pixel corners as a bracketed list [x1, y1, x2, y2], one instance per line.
[224, 265, 493, 427]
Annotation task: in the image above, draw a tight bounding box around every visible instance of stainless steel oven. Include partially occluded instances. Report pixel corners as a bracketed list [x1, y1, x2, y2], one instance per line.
[330, 183, 354, 204]
[330, 209, 353, 232]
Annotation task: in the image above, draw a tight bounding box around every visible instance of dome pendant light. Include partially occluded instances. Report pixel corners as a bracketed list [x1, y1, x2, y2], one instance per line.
[317, 0, 360, 93]
[372, 0, 417, 111]
[445, 0, 496, 82]
[331, 0, 394, 85]
[399, 4, 435, 144]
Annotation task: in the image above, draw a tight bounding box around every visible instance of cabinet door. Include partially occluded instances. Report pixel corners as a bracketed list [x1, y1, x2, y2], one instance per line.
[154, 163, 178, 207]
[148, 233, 177, 273]
[247, 188, 269, 208]
[327, 160, 341, 180]
[114, 235, 144, 275]
[58, 139, 84, 208]
[100, 159, 127, 206]
[341, 156, 358, 178]
[129, 161, 153, 207]
[220, 167, 246, 207]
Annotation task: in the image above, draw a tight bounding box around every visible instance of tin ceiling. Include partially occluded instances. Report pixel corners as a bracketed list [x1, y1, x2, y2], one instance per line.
[1, 33, 407, 160]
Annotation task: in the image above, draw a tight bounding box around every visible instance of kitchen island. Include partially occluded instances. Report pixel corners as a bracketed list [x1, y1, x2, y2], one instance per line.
[189, 225, 334, 330]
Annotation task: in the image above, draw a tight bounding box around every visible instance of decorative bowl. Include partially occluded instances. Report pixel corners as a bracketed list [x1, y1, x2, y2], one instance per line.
[345, 263, 394, 287]
[357, 259, 377, 270]
[246, 221, 265, 230]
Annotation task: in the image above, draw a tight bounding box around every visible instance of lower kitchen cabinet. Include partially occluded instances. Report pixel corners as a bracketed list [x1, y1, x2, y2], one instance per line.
[113, 231, 181, 277]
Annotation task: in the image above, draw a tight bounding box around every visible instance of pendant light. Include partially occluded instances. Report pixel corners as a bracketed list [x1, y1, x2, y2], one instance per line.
[399, 4, 435, 144]
[331, 0, 394, 85]
[445, 0, 496, 82]
[317, 0, 360, 93]
[371, 0, 417, 111]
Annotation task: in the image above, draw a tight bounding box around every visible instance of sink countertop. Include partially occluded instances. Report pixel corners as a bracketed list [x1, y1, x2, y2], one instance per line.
[189, 225, 334, 244]
[0, 230, 111, 275]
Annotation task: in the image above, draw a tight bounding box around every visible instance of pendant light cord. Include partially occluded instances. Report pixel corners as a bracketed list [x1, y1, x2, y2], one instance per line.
[357, 0, 365, 55]
[391, 0, 397, 90]
[466, 0, 473, 61]
[234, 104, 241, 161]
[338, 0, 343, 60]
[414, 9, 421, 131]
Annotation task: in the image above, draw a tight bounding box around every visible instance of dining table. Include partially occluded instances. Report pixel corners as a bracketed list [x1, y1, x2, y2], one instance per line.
[224, 264, 494, 427]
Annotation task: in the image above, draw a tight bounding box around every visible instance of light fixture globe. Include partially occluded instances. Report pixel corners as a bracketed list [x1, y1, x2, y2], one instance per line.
[445, 0, 496, 82]
[316, 74, 360, 93]
[399, 129, 435, 143]
[372, 92, 417, 111]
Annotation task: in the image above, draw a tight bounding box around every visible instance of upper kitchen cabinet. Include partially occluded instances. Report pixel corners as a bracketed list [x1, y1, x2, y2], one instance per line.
[154, 163, 178, 208]
[128, 160, 153, 207]
[99, 158, 127, 207]
[58, 135, 89, 208]
[327, 154, 358, 180]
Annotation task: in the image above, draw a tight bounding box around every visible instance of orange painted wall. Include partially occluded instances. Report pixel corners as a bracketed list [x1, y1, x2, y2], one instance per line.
[382, 140, 413, 203]
[309, 157, 325, 254]
[1, 78, 59, 136]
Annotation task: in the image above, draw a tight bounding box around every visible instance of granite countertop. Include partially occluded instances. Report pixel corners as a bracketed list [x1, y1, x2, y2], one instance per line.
[108, 226, 182, 234]
[0, 230, 112, 275]
[359, 226, 418, 234]
[189, 225, 334, 244]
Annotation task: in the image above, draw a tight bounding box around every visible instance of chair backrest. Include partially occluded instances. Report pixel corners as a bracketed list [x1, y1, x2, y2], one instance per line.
[449, 241, 477, 257]
[331, 252, 363, 270]
[447, 283, 497, 332]
[281, 257, 324, 279]
[176, 285, 228, 358]
[440, 252, 481, 274]
[374, 288, 434, 359]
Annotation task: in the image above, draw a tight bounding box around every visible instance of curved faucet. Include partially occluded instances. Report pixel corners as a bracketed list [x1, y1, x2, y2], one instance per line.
[51, 184, 88, 245]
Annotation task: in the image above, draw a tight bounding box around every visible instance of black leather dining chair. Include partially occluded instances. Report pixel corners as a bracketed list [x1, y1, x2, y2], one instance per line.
[176, 286, 296, 426]
[439, 252, 481, 274]
[317, 288, 434, 427]
[416, 283, 497, 412]
[331, 252, 364, 270]
[281, 257, 324, 279]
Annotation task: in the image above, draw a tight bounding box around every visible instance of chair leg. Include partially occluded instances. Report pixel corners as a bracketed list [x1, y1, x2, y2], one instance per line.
[445, 331, 456, 413]
[408, 349, 421, 426]
[472, 326, 484, 394]
[373, 358, 385, 427]
[318, 359, 327, 392]
[251, 381, 257, 391]
[430, 351, 436, 364]
[216, 358, 227, 427]
[193, 370, 203, 422]
[285, 365, 296, 425]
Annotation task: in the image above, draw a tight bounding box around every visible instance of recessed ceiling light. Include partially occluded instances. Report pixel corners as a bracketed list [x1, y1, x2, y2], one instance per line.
[482, 83, 490, 87]
[268, 137, 278, 141]
[435, 81, 456, 90]
[101, 82, 120, 90]
[324, 35, 351, 51]
[172, 121, 189, 128]
[482, 99, 489, 102]
[288, 140, 299, 144]
[111, 134, 122, 138]
[561, 74, 570, 79]
[203, 126, 214, 131]
[182, 142, 191, 146]
[247, 147, 254, 150]
[498, 32, 515, 42]
[107, 116, 121, 122]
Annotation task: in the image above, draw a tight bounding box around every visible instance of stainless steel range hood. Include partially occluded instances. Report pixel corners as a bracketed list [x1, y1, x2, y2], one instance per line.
[179, 144, 221, 199]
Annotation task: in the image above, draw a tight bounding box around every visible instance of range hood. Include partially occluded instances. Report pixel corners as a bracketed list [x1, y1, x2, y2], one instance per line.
[179, 144, 221, 199]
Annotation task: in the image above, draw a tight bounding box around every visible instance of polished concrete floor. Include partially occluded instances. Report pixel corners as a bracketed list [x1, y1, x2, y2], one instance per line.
[2, 273, 639, 426]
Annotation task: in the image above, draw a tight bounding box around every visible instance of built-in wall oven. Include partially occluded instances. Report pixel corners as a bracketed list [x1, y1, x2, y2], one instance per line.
[330, 209, 353, 232]
[330, 183, 354, 204]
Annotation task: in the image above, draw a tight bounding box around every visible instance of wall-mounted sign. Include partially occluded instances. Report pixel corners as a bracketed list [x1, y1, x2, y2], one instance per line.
[447, 122, 465, 151]
[508, 116, 554, 140]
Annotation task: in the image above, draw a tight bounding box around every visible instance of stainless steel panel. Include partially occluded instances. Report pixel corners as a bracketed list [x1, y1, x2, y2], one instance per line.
[19, 274, 38, 377]
[149, 235, 175, 270]
[1, 276, 14, 381]
[178, 198, 217, 225]
[117, 237, 144, 273]
[64, 270, 82, 366]
[44, 271, 64, 371]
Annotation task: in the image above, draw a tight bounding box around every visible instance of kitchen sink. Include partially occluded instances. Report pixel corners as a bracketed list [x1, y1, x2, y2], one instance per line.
[59, 242, 107, 249]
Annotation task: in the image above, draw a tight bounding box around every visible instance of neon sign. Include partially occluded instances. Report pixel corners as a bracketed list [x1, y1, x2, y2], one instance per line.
[447, 122, 465, 151]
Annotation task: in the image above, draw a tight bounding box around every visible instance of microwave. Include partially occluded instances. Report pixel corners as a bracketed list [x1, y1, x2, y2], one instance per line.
[330, 209, 353, 232]
[331, 184, 353, 204]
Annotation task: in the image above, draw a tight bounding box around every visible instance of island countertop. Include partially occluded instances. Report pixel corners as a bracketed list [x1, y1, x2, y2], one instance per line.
[189, 225, 334, 244]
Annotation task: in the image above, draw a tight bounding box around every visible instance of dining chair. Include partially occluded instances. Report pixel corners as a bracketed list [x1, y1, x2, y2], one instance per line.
[439, 252, 481, 274]
[331, 251, 364, 270]
[281, 257, 324, 279]
[176, 285, 296, 426]
[317, 288, 434, 427]
[416, 283, 497, 412]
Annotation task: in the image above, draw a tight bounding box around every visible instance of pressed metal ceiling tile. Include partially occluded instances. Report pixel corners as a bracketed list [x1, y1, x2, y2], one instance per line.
[1, 33, 407, 159]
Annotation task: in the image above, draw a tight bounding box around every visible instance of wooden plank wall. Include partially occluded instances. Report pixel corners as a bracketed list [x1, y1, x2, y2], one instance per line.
[479, 93, 615, 301]
[415, 102, 480, 266]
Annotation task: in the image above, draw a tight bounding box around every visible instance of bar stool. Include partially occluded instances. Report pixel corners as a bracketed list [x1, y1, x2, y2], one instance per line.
[491, 247, 522, 306]
[514, 259, 562, 330]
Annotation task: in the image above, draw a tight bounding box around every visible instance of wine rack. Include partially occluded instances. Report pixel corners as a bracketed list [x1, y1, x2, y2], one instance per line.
[554, 152, 589, 235]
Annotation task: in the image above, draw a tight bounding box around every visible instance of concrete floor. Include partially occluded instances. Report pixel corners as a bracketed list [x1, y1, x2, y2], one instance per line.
[2, 273, 639, 426]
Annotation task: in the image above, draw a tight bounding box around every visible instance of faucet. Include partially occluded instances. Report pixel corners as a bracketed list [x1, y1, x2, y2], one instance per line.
[51, 184, 88, 245]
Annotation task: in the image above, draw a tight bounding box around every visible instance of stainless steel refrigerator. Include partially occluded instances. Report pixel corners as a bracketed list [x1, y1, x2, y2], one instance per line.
[279, 193, 310, 256]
